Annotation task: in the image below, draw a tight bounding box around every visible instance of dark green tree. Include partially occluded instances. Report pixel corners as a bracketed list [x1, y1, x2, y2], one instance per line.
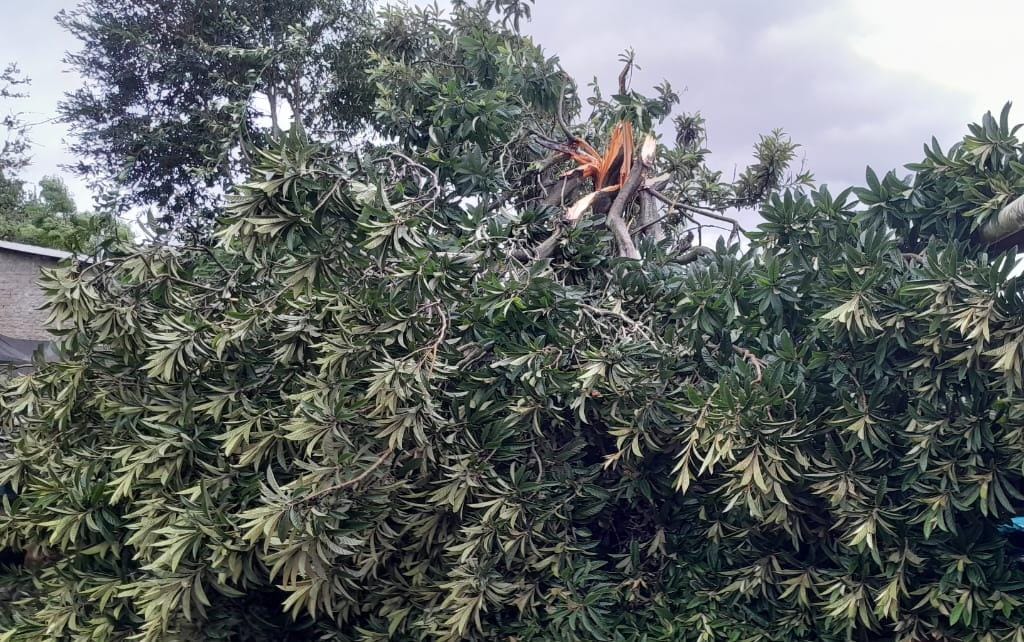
[0, 175, 131, 253]
[0, 63, 31, 216]
[5, 3, 1024, 642]
[58, 0, 375, 238]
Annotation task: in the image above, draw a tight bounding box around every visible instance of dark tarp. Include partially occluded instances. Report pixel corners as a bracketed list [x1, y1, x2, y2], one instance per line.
[0, 334, 58, 365]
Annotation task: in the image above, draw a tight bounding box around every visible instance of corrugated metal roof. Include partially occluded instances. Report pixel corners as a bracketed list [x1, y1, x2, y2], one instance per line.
[0, 240, 73, 260]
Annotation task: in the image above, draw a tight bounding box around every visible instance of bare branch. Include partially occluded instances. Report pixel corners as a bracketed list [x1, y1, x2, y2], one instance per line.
[618, 52, 634, 95]
[646, 188, 746, 239]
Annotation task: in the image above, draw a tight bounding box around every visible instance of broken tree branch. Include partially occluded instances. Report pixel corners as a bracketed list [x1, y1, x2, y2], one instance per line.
[978, 194, 1024, 247]
[606, 153, 645, 260]
[509, 175, 584, 261]
[646, 188, 746, 239]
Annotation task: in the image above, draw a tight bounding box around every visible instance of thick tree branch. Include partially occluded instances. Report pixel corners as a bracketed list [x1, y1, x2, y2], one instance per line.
[541, 175, 582, 208]
[672, 246, 714, 265]
[636, 191, 666, 242]
[978, 194, 1024, 247]
[532, 227, 565, 260]
[509, 175, 583, 261]
[606, 157, 645, 260]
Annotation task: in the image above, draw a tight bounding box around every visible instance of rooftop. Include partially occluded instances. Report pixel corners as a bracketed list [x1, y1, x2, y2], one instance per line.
[0, 240, 74, 261]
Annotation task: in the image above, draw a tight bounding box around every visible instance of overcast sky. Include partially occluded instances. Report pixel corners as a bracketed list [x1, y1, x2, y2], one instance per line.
[2, 0, 1023, 221]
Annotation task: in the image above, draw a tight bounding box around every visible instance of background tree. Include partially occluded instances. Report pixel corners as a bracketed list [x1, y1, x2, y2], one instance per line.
[0, 64, 128, 253]
[0, 175, 131, 253]
[0, 63, 31, 217]
[5, 2, 1024, 642]
[58, 0, 375, 238]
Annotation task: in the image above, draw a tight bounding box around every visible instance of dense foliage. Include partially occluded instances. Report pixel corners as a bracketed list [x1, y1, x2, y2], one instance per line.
[0, 63, 32, 218]
[4, 2, 1024, 641]
[0, 176, 130, 253]
[59, 0, 375, 236]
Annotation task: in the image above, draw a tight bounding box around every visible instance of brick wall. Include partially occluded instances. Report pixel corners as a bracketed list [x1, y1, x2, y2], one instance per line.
[0, 249, 59, 341]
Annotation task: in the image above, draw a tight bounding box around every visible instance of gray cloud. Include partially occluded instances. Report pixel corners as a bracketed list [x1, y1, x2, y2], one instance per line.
[522, 0, 978, 193]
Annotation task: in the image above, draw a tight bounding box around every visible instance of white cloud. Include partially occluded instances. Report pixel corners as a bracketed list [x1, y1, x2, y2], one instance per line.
[848, 0, 1024, 115]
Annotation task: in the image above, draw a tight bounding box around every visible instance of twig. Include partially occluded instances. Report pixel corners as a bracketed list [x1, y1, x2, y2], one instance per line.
[633, 211, 670, 236]
[678, 203, 746, 237]
[646, 188, 746, 239]
[733, 346, 764, 384]
[578, 302, 657, 344]
[299, 447, 396, 504]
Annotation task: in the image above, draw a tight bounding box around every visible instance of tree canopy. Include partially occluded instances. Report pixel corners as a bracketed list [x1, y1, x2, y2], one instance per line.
[0, 63, 32, 217]
[3, 2, 1024, 642]
[0, 175, 131, 254]
[58, 0, 375, 237]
